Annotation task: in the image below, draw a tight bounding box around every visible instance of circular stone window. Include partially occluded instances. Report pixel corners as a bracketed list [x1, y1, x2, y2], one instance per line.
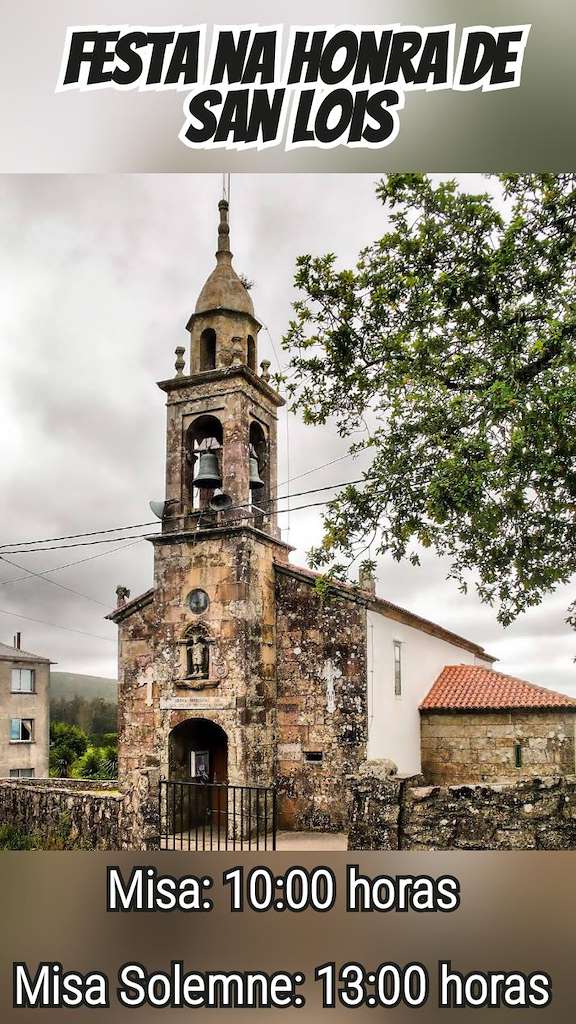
[187, 588, 209, 614]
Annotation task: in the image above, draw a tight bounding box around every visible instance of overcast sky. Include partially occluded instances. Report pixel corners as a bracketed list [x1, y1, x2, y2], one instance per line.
[0, 173, 574, 695]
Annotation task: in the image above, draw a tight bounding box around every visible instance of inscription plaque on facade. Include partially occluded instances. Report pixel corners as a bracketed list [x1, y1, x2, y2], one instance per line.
[159, 696, 234, 711]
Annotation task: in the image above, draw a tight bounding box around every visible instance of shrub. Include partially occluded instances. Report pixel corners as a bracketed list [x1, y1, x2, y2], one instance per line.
[0, 824, 35, 850]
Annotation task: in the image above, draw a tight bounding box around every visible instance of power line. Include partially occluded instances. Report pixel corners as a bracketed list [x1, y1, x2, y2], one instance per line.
[0, 606, 116, 643]
[276, 447, 369, 493]
[0, 479, 366, 556]
[0, 554, 109, 608]
[0, 481, 362, 557]
[0, 520, 158, 552]
[0, 540, 144, 587]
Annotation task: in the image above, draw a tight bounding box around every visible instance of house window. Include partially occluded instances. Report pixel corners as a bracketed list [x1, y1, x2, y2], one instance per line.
[9, 768, 34, 779]
[514, 741, 523, 768]
[10, 719, 33, 742]
[11, 668, 35, 693]
[304, 751, 323, 763]
[393, 641, 402, 696]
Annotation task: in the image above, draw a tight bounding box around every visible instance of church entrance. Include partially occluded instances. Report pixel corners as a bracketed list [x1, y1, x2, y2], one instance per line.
[165, 719, 228, 843]
[161, 719, 276, 850]
[168, 718, 228, 784]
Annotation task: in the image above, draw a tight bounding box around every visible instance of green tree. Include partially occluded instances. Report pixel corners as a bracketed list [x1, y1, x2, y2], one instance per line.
[282, 174, 576, 627]
[70, 746, 117, 781]
[49, 721, 88, 777]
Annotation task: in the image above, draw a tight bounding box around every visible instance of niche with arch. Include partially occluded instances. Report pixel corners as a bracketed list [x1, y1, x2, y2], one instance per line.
[185, 626, 210, 680]
[199, 327, 217, 371]
[249, 420, 270, 526]
[185, 414, 223, 510]
[177, 624, 218, 690]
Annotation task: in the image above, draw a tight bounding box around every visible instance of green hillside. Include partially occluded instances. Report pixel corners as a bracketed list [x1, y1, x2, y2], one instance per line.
[49, 672, 118, 704]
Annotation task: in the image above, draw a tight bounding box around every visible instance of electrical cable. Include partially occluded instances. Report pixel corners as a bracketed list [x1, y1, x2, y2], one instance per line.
[0, 487, 363, 555]
[0, 554, 109, 607]
[0, 479, 366, 555]
[0, 606, 116, 642]
[0, 539, 144, 587]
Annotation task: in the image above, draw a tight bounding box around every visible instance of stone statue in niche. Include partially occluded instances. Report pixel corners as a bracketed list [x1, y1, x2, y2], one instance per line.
[176, 630, 220, 691]
[187, 634, 209, 679]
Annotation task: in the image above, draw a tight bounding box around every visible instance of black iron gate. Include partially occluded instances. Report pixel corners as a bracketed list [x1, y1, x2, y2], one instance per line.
[159, 780, 277, 851]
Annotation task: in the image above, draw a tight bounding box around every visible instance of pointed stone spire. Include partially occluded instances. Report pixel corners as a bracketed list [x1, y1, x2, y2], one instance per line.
[195, 197, 254, 317]
[216, 198, 232, 261]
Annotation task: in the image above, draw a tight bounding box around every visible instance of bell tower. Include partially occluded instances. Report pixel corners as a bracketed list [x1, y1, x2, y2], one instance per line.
[140, 195, 291, 791]
[158, 197, 281, 537]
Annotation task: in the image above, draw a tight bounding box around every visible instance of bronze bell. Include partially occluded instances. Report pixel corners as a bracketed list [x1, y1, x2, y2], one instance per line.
[249, 454, 265, 490]
[193, 450, 222, 489]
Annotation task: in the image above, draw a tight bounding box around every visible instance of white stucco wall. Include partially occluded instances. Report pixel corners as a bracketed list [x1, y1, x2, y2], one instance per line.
[366, 609, 491, 777]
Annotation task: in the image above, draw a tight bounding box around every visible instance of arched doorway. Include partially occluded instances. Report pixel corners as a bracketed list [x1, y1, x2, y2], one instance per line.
[169, 718, 228, 784]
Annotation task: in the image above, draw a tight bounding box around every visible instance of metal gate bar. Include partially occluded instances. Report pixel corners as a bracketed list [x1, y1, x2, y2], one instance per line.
[159, 780, 277, 851]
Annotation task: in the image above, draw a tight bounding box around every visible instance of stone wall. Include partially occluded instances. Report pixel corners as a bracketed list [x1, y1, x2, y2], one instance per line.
[0, 769, 160, 850]
[421, 710, 576, 784]
[348, 764, 576, 850]
[275, 568, 367, 832]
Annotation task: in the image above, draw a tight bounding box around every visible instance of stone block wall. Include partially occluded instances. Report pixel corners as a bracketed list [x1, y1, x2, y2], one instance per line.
[0, 769, 160, 850]
[275, 568, 367, 832]
[348, 766, 576, 850]
[421, 711, 576, 784]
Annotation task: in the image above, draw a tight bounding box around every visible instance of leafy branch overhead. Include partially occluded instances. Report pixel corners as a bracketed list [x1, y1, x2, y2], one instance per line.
[281, 173, 576, 627]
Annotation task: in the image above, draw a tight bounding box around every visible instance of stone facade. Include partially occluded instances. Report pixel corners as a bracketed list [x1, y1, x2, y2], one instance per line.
[348, 765, 576, 850]
[116, 526, 288, 790]
[421, 710, 576, 785]
[0, 642, 50, 779]
[275, 567, 367, 831]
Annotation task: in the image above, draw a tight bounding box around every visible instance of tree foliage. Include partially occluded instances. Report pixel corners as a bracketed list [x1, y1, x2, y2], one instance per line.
[282, 174, 576, 626]
[49, 721, 88, 776]
[49, 720, 117, 779]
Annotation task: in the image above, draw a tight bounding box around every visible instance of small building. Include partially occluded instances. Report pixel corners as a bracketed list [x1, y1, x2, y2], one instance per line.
[0, 637, 51, 779]
[420, 664, 576, 785]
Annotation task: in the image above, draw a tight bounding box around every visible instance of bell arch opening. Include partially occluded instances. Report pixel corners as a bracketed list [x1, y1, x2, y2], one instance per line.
[185, 414, 223, 510]
[249, 420, 270, 527]
[247, 334, 256, 371]
[199, 328, 217, 371]
[169, 718, 228, 783]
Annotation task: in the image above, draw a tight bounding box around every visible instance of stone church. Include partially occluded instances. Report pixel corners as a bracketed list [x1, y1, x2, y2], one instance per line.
[108, 199, 576, 832]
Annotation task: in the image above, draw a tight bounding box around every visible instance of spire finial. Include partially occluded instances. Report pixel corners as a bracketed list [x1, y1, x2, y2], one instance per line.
[193, 173, 254, 317]
[216, 173, 232, 262]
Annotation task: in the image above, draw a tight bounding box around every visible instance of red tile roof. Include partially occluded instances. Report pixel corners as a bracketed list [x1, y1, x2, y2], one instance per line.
[420, 664, 576, 712]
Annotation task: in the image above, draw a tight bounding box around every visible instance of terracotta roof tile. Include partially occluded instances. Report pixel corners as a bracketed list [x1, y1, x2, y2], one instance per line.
[420, 664, 576, 712]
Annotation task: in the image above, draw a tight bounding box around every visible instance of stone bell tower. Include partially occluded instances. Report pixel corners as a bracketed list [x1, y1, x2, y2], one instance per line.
[160, 197, 282, 538]
[112, 196, 290, 794]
